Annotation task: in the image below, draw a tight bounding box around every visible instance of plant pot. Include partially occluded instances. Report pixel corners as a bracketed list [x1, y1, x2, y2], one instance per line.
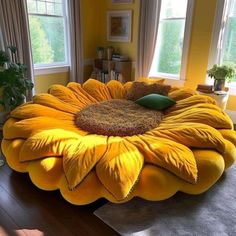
[214, 79, 225, 91]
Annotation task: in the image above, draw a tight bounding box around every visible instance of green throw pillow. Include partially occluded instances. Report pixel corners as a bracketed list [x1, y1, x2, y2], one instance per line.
[135, 93, 176, 110]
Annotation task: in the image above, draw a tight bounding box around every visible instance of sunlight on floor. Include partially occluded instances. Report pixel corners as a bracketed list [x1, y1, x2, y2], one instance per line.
[15, 229, 44, 236]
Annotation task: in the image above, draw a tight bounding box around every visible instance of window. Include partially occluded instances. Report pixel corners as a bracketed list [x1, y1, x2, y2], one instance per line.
[208, 0, 236, 85]
[26, 0, 69, 69]
[149, 0, 194, 80]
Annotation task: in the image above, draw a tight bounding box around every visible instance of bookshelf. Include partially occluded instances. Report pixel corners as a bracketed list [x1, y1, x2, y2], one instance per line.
[92, 59, 132, 83]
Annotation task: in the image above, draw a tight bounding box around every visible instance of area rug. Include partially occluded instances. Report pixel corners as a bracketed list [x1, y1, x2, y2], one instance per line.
[94, 164, 236, 236]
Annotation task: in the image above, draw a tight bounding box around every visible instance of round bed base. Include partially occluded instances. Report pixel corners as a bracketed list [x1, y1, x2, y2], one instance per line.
[2, 78, 236, 205]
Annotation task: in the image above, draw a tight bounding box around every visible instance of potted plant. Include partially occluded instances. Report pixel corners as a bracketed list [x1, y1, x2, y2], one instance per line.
[0, 46, 34, 123]
[207, 64, 235, 91]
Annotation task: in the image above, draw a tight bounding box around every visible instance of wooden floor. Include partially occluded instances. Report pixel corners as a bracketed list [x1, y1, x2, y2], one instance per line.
[0, 164, 119, 236]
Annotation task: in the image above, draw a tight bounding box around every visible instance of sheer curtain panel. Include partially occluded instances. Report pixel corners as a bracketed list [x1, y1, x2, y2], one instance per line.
[0, 0, 34, 99]
[136, 0, 162, 78]
[68, 0, 84, 83]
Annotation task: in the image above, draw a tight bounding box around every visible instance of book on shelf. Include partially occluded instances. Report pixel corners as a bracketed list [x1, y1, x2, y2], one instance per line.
[112, 55, 129, 62]
[196, 84, 213, 93]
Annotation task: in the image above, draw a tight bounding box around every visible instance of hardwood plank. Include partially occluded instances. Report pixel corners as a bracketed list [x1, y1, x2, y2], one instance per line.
[0, 207, 24, 236]
[0, 164, 118, 236]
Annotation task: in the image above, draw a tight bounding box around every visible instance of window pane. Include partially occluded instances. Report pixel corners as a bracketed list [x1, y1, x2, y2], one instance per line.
[37, 1, 46, 14]
[150, 0, 188, 77]
[55, 3, 62, 15]
[29, 15, 66, 65]
[230, 0, 236, 16]
[160, 0, 188, 19]
[27, 0, 37, 12]
[222, 17, 236, 64]
[156, 19, 185, 75]
[46, 2, 55, 15]
[27, 0, 63, 16]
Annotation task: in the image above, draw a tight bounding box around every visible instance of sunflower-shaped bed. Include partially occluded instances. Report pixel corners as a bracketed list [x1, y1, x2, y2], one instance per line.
[2, 78, 236, 205]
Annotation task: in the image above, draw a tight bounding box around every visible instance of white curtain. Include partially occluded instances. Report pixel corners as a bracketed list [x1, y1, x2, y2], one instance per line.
[68, 0, 84, 83]
[0, 0, 34, 99]
[136, 0, 162, 78]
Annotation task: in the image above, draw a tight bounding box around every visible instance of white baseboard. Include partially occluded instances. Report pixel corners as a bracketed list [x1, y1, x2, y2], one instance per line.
[226, 110, 236, 124]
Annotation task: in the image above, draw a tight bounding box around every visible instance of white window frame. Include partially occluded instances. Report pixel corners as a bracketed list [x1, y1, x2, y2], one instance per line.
[149, 0, 194, 81]
[27, 0, 70, 75]
[208, 0, 236, 94]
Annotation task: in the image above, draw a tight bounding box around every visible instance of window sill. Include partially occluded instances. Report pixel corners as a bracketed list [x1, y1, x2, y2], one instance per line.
[148, 72, 185, 87]
[34, 65, 69, 76]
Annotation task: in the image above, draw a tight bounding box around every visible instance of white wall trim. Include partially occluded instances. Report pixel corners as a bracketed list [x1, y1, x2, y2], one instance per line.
[34, 58, 95, 76]
[180, 0, 195, 81]
[34, 65, 69, 76]
[226, 109, 236, 124]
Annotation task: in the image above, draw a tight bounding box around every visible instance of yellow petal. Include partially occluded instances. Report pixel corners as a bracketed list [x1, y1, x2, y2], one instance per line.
[148, 123, 226, 153]
[1, 139, 29, 172]
[106, 80, 126, 99]
[168, 88, 198, 101]
[33, 93, 79, 114]
[167, 95, 216, 113]
[82, 79, 112, 101]
[10, 104, 74, 121]
[49, 84, 90, 108]
[162, 108, 233, 129]
[123, 81, 132, 94]
[19, 129, 81, 162]
[127, 135, 197, 184]
[96, 137, 144, 201]
[165, 103, 223, 117]
[63, 135, 108, 190]
[67, 82, 98, 103]
[3, 117, 87, 140]
[137, 77, 165, 84]
[219, 129, 236, 146]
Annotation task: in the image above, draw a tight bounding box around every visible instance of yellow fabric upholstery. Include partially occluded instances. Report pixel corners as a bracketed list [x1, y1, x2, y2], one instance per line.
[137, 77, 165, 84]
[2, 79, 236, 205]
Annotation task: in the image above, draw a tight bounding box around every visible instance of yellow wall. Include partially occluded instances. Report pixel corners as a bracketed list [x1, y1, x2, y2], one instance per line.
[96, 0, 140, 60]
[185, 0, 217, 88]
[227, 96, 236, 111]
[34, 0, 236, 111]
[34, 72, 69, 93]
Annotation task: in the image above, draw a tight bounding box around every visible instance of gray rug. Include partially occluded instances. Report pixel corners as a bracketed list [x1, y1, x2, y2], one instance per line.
[94, 165, 236, 236]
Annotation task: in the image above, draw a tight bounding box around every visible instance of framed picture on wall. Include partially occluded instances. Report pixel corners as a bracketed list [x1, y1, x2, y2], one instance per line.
[112, 0, 133, 3]
[107, 10, 132, 42]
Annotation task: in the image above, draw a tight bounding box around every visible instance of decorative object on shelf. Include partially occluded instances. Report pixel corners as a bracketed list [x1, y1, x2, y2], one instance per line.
[207, 64, 235, 91]
[112, 0, 133, 3]
[0, 46, 34, 116]
[96, 47, 105, 59]
[107, 10, 132, 42]
[112, 54, 129, 61]
[107, 46, 114, 60]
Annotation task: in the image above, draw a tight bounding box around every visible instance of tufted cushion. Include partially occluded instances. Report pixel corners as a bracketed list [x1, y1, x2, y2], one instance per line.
[135, 93, 176, 110]
[126, 82, 171, 101]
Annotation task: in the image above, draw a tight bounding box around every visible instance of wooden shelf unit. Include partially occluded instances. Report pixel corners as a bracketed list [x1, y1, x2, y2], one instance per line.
[93, 59, 132, 83]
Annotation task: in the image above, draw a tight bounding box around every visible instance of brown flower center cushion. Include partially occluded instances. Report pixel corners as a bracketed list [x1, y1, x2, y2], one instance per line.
[75, 99, 163, 136]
